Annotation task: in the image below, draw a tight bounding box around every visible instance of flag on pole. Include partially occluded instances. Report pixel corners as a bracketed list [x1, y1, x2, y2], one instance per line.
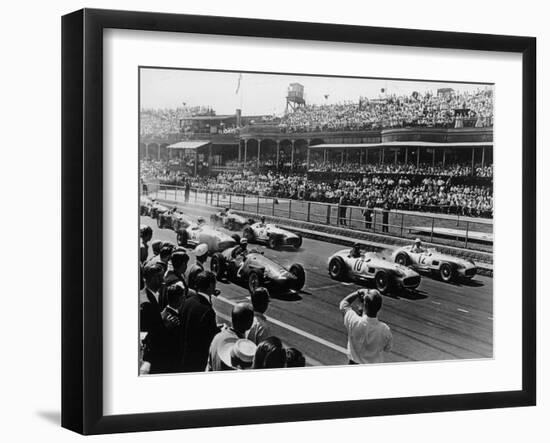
[235, 73, 242, 94]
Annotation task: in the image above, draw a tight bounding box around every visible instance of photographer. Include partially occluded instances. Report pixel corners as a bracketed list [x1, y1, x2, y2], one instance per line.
[339, 289, 392, 364]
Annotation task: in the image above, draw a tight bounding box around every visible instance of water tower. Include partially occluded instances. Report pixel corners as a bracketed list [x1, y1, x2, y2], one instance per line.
[285, 82, 306, 113]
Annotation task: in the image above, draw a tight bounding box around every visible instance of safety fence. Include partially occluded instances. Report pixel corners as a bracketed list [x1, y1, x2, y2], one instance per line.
[144, 183, 493, 252]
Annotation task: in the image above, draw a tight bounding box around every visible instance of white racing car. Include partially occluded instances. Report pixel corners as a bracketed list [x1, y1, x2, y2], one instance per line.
[243, 218, 302, 250]
[158, 213, 238, 254]
[328, 245, 421, 294]
[391, 244, 477, 282]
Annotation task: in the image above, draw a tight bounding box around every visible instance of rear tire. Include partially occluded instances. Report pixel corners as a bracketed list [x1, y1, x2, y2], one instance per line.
[439, 263, 455, 282]
[328, 257, 346, 280]
[157, 216, 163, 229]
[177, 229, 188, 247]
[374, 270, 393, 294]
[395, 252, 410, 266]
[210, 253, 226, 281]
[289, 264, 306, 291]
[295, 235, 302, 249]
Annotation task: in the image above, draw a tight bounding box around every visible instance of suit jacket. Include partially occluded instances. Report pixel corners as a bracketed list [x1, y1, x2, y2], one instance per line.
[140, 288, 169, 373]
[179, 291, 219, 372]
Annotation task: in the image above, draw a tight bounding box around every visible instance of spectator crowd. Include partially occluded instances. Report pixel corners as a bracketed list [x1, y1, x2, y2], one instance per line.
[139, 226, 307, 374]
[185, 163, 493, 217]
[278, 89, 493, 133]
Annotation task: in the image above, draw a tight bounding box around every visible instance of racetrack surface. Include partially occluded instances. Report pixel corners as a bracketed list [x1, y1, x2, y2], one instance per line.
[141, 207, 493, 367]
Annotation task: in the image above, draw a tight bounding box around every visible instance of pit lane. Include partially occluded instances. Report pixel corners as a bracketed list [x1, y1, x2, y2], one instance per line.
[141, 207, 493, 367]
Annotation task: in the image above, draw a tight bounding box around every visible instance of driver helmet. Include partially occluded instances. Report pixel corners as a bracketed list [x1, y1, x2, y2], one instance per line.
[197, 216, 206, 225]
[414, 238, 422, 244]
[240, 238, 248, 246]
[260, 216, 266, 224]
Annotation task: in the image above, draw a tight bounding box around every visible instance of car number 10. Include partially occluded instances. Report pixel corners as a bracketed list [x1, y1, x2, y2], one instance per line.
[354, 259, 365, 272]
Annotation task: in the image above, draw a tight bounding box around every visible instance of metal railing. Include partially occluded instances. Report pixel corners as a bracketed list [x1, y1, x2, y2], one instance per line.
[144, 183, 493, 252]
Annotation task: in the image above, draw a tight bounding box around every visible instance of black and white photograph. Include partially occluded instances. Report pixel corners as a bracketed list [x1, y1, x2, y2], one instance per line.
[138, 68, 494, 374]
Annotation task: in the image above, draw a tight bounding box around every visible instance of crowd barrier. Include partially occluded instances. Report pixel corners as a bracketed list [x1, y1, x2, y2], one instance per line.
[145, 184, 493, 252]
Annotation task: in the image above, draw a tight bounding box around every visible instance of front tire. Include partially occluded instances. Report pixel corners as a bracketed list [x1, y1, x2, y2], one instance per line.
[177, 229, 189, 247]
[157, 216, 163, 229]
[268, 235, 282, 250]
[328, 257, 346, 280]
[374, 270, 393, 294]
[439, 263, 455, 282]
[289, 264, 306, 291]
[243, 226, 256, 243]
[395, 252, 410, 266]
[294, 235, 302, 249]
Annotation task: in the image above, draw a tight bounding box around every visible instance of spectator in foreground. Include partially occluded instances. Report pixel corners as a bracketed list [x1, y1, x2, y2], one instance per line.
[140, 225, 153, 264]
[285, 347, 306, 368]
[252, 337, 287, 369]
[247, 287, 271, 345]
[339, 289, 392, 364]
[179, 271, 220, 372]
[207, 302, 254, 371]
[218, 339, 257, 370]
[139, 262, 180, 374]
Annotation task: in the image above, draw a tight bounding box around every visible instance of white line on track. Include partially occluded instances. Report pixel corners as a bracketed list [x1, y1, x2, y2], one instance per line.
[217, 295, 348, 356]
[306, 283, 342, 291]
[215, 311, 325, 366]
[431, 301, 441, 305]
[341, 282, 353, 286]
[457, 308, 469, 313]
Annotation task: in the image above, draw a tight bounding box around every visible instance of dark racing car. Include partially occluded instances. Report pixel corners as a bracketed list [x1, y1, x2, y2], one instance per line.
[210, 246, 306, 295]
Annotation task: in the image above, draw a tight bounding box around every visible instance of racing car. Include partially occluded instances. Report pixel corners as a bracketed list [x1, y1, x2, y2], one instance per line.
[328, 245, 421, 294]
[149, 200, 169, 219]
[140, 196, 153, 216]
[210, 246, 306, 295]
[243, 218, 302, 249]
[391, 244, 477, 283]
[210, 209, 253, 231]
[172, 216, 239, 254]
[157, 208, 192, 232]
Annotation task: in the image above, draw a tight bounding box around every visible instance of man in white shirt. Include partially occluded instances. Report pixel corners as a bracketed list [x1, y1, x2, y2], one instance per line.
[339, 289, 392, 364]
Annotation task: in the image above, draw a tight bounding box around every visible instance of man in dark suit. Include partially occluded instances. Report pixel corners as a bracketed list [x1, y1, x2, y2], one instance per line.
[179, 271, 220, 372]
[140, 262, 180, 375]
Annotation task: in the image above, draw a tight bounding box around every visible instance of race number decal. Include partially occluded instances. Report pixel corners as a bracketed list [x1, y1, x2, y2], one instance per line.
[354, 259, 365, 272]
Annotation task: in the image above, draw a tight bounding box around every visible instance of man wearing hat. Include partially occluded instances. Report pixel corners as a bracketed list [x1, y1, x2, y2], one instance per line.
[207, 302, 254, 371]
[218, 339, 257, 370]
[186, 243, 209, 290]
[411, 238, 425, 253]
[339, 289, 393, 364]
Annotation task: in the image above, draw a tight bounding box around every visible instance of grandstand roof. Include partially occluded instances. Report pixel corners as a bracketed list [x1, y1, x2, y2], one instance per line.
[309, 141, 493, 149]
[167, 141, 210, 150]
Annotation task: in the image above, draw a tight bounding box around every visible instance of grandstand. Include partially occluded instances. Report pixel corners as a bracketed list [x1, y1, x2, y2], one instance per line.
[140, 84, 493, 218]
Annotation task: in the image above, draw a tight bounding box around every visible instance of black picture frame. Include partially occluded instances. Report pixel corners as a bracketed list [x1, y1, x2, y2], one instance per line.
[61, 8, 536, 435]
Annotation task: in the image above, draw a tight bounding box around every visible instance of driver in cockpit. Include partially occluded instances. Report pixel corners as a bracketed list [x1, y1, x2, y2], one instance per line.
[350, 243, 363, 258]
[411, 238, 425, 253]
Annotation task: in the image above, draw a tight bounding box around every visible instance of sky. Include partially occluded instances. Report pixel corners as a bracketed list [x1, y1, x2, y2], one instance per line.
[140, 68, 493, 116]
